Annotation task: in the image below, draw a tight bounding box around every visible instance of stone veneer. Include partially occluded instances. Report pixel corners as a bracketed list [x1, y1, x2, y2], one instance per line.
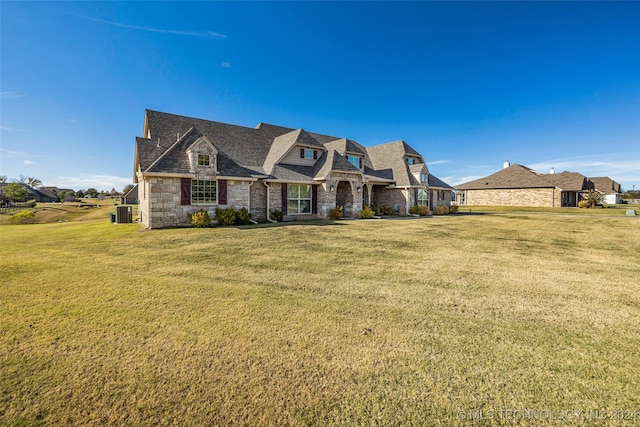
[139, 176, 252, 228]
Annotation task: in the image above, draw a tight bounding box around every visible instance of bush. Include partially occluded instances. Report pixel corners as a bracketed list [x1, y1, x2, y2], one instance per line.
[215, 206, 237, 225]
[329, 206, 344, 220]
[432, 206, 449, 215]
[380, 205, 395, 215]
[449, 205, 459, 214]
[578, 200, 591, 209]
[360, 206, 374, 219]
[8, 210, 37, 225]
[269, 209, 284, 222]
[235, 207, 252, 225]
[408, 205, 421, 215]
[419, 205, 430, 216]
[187, 209, 211, 227]
[25, 200, 37, 208]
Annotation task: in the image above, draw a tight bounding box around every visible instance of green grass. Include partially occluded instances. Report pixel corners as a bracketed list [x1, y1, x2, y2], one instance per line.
[1, 212, 639, 425]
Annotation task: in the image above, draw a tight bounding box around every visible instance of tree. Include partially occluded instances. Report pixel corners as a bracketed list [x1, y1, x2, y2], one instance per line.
[76, 189, 85, 198]
[581, 189, 604, 208]
[85, 188, 99, 198]
[0, 176, 7, 183]
[122, 184, 135, 195]
[56, 190, 69, 203]
[27, 177, 42, 188]
[4, 183, 29, 202]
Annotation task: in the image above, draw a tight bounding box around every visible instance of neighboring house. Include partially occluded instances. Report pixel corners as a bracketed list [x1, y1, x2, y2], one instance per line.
[120, 184, 138, 205]
[0, 183, 57, 203]
[427, 174, 454, 209]
[588, 177, 623, 204]
[454, 162, 596, 207]
[133, 110, 453, 228]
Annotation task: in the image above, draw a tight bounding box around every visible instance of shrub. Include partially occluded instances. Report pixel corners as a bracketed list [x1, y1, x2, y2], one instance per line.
[187, 209, 211, 227]
[329, 206, 344, 220]
[370, 204, 381, 215]
[269, 209, 284, 222]
[408, 205, 421, 215]
[360, 206, 374, 219]
[215, 206, 237, 225]
[25, 200, 37, 208]
[419, 205, 430, 216]
[380, 205, 394, 215]
[449, 205, 459, 214]
[8, 210, 37, 225]
[235, 207, 252, 225]
[578, 200, 590, 209]
[432, 205, 449, 215]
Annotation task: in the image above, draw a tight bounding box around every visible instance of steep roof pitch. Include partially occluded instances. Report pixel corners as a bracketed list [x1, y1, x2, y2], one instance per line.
[312, 150, 361, 180]
[263, 129, 324, 174]
[323, 138, 366, 155]
[366, 140, 422, 187]
[455, 164, 554, 190]
[428, 174, 453, 189]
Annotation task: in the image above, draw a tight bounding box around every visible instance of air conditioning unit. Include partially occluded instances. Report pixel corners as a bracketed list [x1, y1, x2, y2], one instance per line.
[115, 205, 132, 223]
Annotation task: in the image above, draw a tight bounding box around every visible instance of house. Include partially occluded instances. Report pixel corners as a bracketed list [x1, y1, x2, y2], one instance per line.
[133, 110, 453, 228]
[455, 161, 621, 207]
[120, 184, 138, 205]
[0, 183, 57, 203]
[588, 177, 623, 204]
[428, 174, 454, 209]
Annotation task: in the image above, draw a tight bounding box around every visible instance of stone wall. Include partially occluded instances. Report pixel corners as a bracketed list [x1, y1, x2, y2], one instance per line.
[463, 188, 558, 207]
[250, 182, 267, 222]
[141, 176, 251, 228]
[373, 187, 408, 215]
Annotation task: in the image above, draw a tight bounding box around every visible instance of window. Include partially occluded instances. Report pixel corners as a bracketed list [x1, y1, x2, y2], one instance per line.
[420, 173, 427, 184]
[191, 179, 217, 204]
[304, 149, 314, 159]
[417, 189, 429, 206]
[287, 184, 311, 214]
[407, 158, 415, 165]
[347, 155, 361, 168]
[198, 154, 210, 166]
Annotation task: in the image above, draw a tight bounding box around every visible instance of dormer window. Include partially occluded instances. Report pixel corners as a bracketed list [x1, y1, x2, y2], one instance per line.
[348, 155, 362, 169]
[407, 158, 415, 165]
[198, 154, 210, 166]
[421, 173, 427, 184]
[300, 148, 318, 160]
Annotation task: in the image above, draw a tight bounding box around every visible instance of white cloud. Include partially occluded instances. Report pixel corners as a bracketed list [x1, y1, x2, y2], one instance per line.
[52, 174, 133, 192]
[0, 148, 31, 159]
[23, 160, 34, 165]
[0, 92, 25, 99]
[426, 159, 449, 166]
[72, 14, 227, 38]
[221, 62, 231, 68]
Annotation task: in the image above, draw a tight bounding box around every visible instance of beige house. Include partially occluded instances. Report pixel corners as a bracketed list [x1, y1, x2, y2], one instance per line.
[133, 110, 453, 228]
[455, 161, 621, 207]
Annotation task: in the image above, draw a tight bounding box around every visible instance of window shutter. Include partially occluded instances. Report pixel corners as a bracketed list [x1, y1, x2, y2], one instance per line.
[312, 185, 318, 214]
[313, 150, 318, 160]
[181, 178, 191, 205]
[414, 189, 419, 206]
[218, 179, 227, 205]
[300, 148, 305, 158]
[281, 183, 288, 214]
[359, 157, 362, 168]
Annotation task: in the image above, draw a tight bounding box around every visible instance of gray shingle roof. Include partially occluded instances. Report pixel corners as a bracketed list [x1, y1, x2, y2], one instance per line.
[455, 164, 554, 190]
[428, 174, 453, 189]
[542, 171, 590, 192]
[588, 176, 621, 194]
[136, 110, 431, 187]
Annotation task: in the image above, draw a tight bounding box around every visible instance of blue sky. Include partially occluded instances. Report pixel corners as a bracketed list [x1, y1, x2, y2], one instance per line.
[1, 1, 639, 192]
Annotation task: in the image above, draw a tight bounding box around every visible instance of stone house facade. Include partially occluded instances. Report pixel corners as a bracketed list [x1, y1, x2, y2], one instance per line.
[133, 110, 453, 228]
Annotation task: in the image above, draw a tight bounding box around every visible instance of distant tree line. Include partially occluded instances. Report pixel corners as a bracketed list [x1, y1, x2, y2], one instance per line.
[0, 175, 134, 203]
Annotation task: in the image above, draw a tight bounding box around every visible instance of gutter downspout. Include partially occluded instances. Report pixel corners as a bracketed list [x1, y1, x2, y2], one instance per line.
[264, 182, 278, 223]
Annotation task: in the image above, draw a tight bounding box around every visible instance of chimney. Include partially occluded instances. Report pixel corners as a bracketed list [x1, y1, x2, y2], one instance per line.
[550, 167, 555, 174]
[503, 160, 510, 169]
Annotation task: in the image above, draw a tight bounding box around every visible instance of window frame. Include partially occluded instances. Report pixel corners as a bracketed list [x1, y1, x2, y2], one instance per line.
[347, 155, 361, 169]
[287, 184, 312, 214]
[304, 149, 314, 159]
[417, 188, 429, 206]
[191, 179, 217, 205]
[198, 154, 211, 166]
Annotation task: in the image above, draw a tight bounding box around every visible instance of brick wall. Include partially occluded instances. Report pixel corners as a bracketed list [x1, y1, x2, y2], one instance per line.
[463, 188, 558, 207]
